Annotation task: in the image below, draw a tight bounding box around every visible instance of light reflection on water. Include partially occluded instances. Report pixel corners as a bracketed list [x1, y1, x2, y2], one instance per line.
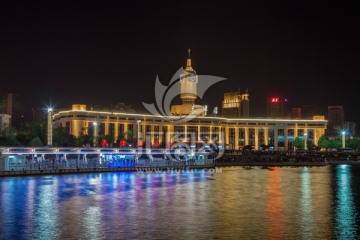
[300, 168, 314, 239]
[335, 165, 357, 239]
[1, 166, 359, 239]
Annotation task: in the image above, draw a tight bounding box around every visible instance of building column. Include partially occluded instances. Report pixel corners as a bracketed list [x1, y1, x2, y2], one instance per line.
[235, 127, 239, 150]
[245, 127, 249, 146]
[264, 127, 268, 145]
[184, 125, 187, 142]
[115, 123, 119, 142]
[254, 128, 259, 150]
[168, 125, 174, 146]
[198, 125, 201, 142]
[141, 122, 146, 141]
[225, 126, 229, 146]
[313, 128, 317, 147]
[105, 120, 109, 135]
[274, 128, 278, 151]
[150, 125, 154, 144]
[284, 129, 289, 151]
[219, 127, 223, 144]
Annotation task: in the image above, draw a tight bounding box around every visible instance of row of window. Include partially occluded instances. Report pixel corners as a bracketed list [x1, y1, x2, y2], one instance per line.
[55, 114, 326, 127]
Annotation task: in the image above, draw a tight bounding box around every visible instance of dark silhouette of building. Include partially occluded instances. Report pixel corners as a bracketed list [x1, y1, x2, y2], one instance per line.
[327, 105, 344, 135]
[267, 96, 288, 118]
[301, 105, 319, 119]
[0, 93, 32, 130]
[291, 108, 301, 119]
[1, 93, 28, 129]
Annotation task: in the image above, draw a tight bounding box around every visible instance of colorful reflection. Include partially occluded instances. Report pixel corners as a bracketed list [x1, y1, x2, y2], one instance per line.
[335, 165, 357, 239]
[300, 168, 314, 239]
[0, 166, 359, 239]
[267, 168, 285, 238]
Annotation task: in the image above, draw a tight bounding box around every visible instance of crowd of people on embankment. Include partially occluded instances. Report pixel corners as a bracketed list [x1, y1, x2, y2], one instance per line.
[217, 150, 360, 164]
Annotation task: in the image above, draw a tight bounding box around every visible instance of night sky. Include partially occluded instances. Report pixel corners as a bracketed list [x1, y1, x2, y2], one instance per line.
[1, 1, 359, 126]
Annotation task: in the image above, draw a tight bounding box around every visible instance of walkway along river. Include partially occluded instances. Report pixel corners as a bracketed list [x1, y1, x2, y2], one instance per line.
[0, 147, 359, 177]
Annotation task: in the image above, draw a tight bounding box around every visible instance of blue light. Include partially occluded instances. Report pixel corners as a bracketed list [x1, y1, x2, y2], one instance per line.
[335, 165, 357, 238]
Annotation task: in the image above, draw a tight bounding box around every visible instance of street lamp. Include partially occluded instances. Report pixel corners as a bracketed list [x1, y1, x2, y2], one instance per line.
[304, 133, 307, 151]
[47, 108, 53, 146]
[93, 122, 97, 147]
[342, 131, 346, 149]
[137, 120, 142, 140]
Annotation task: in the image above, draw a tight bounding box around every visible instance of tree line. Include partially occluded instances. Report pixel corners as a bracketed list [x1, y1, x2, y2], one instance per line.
[0, 124, 135, 147]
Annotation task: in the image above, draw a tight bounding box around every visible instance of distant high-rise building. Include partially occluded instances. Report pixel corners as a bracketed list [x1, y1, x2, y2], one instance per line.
[222, 91, 240, 118]
[291, 108, 301, 119]
[0, 93, 27, 129]
[222, 89, 250, 118]
[240, 89, 250, 118]
[327, 105, 344, 135]
[1, 93, 14, 115]
[301, 105, 319, 119]
[31, 107, 48, 124]
[267, 96, 288, 118]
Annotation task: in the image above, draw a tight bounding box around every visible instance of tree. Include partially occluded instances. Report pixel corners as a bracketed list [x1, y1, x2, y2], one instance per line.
[0, 127, 19, 146]
[77, 134, 92, 147]
[97, 134, 115, 147]
[126, 130, 134, 145]
[53, 126, 77, 147]
[294, 137, 304, 149]
[26, 123, 46, 145]
[117, 130, 134, 145]
[317, 135, 331, 150]
[331, 138, 342, 150]
[16, 132, 32, 146]
[28, 137, 43, 147]
[347, 138, 360, 151]
[15, 123, 46, 146]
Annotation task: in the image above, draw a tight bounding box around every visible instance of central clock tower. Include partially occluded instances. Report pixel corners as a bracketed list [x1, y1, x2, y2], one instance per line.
[171, 49, 206, 116]
[180, 49, 198, 104]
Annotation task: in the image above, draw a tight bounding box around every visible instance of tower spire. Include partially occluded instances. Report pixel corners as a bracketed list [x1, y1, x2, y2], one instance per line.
[185, 48, 195, 73]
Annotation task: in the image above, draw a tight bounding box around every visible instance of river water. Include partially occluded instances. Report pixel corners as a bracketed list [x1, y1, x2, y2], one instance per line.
[1, 165, 360, 239]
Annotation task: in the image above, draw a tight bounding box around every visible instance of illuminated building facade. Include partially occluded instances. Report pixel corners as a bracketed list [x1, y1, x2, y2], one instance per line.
[222, 89, 249, 118]
[171, 49, 206, 116]
[222, 91, 240, 118]
[52, 52, 327, 151]
[53, 104, 327, 151]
